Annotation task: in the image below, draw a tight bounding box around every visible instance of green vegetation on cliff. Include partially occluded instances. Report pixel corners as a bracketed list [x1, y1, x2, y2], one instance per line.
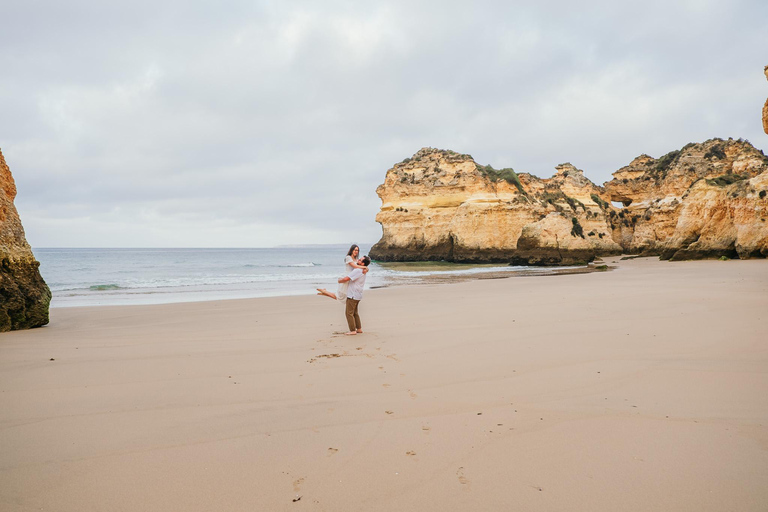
[571, 217, 585, 238]
[476, 164, 526, 194]
[590, 194, 610, 209]
[705, 174, 747, 187]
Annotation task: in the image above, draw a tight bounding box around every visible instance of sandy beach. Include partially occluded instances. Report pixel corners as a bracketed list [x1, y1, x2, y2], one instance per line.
[1, 256, 767, 511]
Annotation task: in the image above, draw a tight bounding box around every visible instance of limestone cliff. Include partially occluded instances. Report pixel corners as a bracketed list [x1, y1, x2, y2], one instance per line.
[371, 139, 768, 263]
[604, 138, 768, 259]
[764, 65, 768, 135]
[0, 149, 51, 331]
[370, 148, 620, 265]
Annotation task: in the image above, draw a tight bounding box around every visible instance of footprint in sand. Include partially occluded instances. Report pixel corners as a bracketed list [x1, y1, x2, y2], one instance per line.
[421, 426, 431, 434]
[456, 467, 471, 490]
[327, 448, 338, 456]
[382, 383, 391, 388]
[408, 389, 417, 399]
[385, 410, 394, 415]
[406, 451, 416, 457]
[293, 477, 304, 492]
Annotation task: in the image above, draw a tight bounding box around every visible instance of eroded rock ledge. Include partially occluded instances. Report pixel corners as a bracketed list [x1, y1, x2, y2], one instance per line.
[0, 149, 51, 331]
[370, 139, 768, 264]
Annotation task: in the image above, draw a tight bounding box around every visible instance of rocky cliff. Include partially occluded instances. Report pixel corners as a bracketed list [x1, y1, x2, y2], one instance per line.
[370, 148, 621, 265]
[763, 66, 768, 135]
[0, 149, 51, 331]
[371, 139, 768, 263]
[604, 138, 768, 259]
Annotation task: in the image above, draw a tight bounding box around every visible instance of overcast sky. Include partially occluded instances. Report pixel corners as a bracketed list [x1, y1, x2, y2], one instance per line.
[2, 0, 766, 248]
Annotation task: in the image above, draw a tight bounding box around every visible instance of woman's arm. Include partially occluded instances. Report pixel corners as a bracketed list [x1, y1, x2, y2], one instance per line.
[346, 256, 369, 273]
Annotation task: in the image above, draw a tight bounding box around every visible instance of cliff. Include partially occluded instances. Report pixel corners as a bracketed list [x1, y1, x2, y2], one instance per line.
[0, 149, 51, 331]
[604, 138, 768, 259]
[371, 139, 768, 264]
[369, 148, 620, 265]
[764, 65, 768, 135]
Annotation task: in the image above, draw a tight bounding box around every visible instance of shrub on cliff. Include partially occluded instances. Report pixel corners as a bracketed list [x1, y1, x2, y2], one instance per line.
[477, 164, 526, 194]
[590, 194, 610, 210]
[654, 150, 681, 176]
[705, 174, 746, 187]
[704, 144, 727, 160]
[539, 191, 584, 212]
[571, 217, 585, 238]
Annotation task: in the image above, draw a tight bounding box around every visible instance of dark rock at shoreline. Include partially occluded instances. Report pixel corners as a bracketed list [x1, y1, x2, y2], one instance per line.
[0, 149, 51, 332]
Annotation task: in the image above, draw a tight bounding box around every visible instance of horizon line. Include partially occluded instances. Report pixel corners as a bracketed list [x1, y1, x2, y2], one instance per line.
[32, 244, 378, 250]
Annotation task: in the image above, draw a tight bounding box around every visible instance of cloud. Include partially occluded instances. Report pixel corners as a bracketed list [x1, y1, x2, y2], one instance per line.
[2, 0, 767, 247]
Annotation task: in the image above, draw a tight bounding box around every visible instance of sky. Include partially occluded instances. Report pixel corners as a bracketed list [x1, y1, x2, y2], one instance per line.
[2, 0, 767, 248]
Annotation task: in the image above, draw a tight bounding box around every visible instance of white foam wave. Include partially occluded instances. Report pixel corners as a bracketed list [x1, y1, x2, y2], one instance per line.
[243, 262, 320, 268]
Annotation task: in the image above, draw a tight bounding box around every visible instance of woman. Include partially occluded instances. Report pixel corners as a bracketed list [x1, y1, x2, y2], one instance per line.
[317, 244, 368, 302]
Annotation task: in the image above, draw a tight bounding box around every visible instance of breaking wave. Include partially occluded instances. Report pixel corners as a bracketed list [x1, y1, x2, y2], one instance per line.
[88, 284, 122, 291]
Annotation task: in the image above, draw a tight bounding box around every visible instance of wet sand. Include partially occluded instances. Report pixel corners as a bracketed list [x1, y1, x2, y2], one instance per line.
[1, 256, 767, 511]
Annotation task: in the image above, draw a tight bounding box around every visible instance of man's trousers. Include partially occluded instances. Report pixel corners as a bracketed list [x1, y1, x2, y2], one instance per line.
[345, 298, 361, 332]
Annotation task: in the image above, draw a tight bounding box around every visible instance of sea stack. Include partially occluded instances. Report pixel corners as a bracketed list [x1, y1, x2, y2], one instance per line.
[0, 149, 51, 332]
[369, 148, 621, 265]
[371, 139, 768, 263]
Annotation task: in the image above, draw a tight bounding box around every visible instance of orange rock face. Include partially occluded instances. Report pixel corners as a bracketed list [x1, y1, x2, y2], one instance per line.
[370, 148, 620, 265]
[371, 139, 768, 264]
[0, 149, 51, 331]
[763, 98, 768, 135]
[764, 66, 768, 135]
[658, 171, 768, 260]
[603, 138, 768, 259]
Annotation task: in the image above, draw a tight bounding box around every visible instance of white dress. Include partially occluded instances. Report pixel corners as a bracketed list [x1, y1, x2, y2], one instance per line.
[336, 255, 355, 304]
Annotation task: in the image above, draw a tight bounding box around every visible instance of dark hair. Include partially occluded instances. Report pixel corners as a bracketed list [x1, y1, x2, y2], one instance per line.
[361, 256, 371, 266]
[346, 244, 359, 257]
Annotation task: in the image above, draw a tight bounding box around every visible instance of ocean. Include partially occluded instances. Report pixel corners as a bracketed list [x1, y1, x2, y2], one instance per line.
[35, 246, 534, 308]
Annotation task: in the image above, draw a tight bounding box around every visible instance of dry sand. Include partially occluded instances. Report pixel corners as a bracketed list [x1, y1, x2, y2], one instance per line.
[1, 257, 767, 511]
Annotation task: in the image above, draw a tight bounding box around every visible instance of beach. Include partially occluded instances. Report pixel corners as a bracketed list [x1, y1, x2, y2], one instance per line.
[1, 256, 767, 511]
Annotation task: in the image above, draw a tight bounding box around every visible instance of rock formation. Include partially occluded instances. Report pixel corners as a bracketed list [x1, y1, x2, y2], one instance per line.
[371, 139, 768, 264]
[370, 149, 620, 265]
[764, 65, 768, 135]
[604, 138, 768, 260]
[0, 149, 51, 331]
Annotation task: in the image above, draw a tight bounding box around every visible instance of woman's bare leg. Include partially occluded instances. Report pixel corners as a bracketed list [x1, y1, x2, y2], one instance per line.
[316, 288, 337, 300]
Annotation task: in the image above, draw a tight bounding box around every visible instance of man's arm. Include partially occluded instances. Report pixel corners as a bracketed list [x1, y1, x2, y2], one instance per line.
[339, 268, 363, 283]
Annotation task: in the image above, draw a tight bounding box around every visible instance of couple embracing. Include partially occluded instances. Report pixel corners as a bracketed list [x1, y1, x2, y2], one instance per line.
[317, 244, 371, 336]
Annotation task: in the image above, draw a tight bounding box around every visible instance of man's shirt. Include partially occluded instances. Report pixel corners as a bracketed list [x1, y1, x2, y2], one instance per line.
[346, 268, 367, 300]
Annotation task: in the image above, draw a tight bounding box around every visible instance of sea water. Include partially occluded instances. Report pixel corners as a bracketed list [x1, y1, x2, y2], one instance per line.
[35, 246, 531, 308]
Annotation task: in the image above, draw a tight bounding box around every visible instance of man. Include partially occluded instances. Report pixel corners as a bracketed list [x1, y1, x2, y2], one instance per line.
[338, 255, 370, 335]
